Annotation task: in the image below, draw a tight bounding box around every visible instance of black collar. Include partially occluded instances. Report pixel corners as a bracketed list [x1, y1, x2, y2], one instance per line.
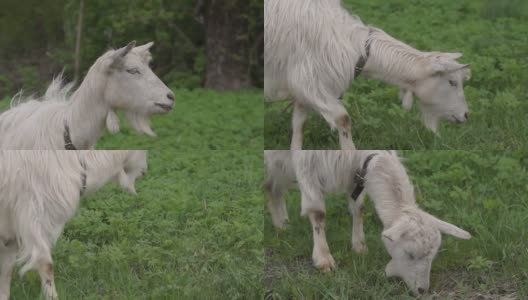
[64, 123, 77, 150]
[80, 158, 87, 196]
[350, 153, 378, 200]
[354, 29, 372, 79]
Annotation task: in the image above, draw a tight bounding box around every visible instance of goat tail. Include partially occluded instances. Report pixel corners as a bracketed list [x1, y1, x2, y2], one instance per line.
[18, 245, 52, 276]
[43, 72, 75, 102]
[17, 231, 53, 276]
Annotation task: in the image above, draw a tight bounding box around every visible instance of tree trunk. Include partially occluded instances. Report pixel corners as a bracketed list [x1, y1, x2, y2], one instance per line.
[203, 0, 252, 91]
[74, 0, 84, 83]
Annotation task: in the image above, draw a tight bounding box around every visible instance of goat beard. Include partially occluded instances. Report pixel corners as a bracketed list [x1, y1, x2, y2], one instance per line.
[417, 104, 441, 134]
[105, 109, 156, 137]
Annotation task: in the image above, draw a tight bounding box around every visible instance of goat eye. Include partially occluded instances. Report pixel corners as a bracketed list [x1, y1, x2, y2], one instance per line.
[448, 80, 457, 87]
[126, 68, 140, 74]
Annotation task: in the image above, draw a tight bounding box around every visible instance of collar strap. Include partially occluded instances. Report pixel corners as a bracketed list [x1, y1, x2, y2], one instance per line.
[64, 123, 77, 150]
[79, 158, 87, 196]
[350, 153, 378, 200]
[354, 29, 372, 79]
[2, 239, 15, 248]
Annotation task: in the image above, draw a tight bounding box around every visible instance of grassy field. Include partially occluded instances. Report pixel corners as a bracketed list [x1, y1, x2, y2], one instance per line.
[0, 88, 263, 150]
[264, 151, 528, 299]
[9, 149, 263, 299]
[1, 87, 264, 299]
[264, 0, 528, 150]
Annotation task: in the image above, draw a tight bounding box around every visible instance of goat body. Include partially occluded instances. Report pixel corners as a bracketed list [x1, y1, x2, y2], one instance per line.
[0, 150, 147, 300]
[264, 150, 471, 295]
[265, 0, 471, 149]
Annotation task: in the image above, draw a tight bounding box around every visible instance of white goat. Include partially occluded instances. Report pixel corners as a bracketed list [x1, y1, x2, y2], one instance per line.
[265, 0, 471, 149]
[0, 41, 174, 150]
[0, 150, 148, 300]
[264, 150, 471, 295]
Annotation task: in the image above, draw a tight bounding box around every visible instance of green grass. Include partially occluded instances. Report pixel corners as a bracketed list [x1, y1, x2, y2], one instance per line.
[9, 150, 263, 299]
[0, 88, 263, 150]
[265, 151, 528, 299]
[264, 0, 528, 150]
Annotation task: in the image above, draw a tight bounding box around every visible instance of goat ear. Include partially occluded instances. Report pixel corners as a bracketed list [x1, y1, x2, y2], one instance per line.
[382, 220, 409, 242]
[106, 110, 121, 134]
[429, 57, 466, 75]
[442, 52, 463, 60]
[134, 41, 154, 53]
[109, 41, 136, 69]
[426, 52, 462, 60]
[117, 41, 136, 57]
[425, 213, 471, 240]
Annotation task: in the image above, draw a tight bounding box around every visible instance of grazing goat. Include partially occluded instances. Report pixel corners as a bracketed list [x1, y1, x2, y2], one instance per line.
[265, 0, 471, 149]
[264, 150, 471, 295]
[0, 150, 147, 300]
[0, 41, 174, 150]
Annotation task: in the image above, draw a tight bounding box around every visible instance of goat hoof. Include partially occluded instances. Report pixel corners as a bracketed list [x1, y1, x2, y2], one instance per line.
[272, 219, 289, 230]
[314, 255, 336, 272]
[353, 243, 368, 254]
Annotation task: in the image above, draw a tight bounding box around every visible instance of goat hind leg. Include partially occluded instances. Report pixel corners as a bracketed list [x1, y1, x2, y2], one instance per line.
[265, 182, 289, 229]
[0, 243, 17, 300]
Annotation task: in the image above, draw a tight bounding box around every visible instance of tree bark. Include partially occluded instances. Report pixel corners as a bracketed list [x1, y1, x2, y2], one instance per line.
[74, 0, 84, 83]
[203, 0, 252, 91]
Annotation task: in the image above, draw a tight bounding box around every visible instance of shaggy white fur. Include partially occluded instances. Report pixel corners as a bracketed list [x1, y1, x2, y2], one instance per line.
[264, 150, 471, 295]
[0, 41, 174, 150]
[265, 0, 471, 149]
[0, 150, 147, 300]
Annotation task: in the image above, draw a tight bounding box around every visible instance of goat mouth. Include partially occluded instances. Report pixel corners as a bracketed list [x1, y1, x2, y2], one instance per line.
[450, 115, 465, 124]
[155, 103, 173, 112]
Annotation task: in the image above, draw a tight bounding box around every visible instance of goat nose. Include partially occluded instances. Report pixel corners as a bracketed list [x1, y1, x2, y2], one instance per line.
[167, 93, 175, 102]
[464, 112, 468, 120]
[417, 288, 425, 295]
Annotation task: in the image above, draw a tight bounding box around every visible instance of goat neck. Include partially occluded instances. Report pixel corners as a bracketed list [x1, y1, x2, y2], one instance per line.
[65, 64, 111, 149]
[362, 29, 427, 90]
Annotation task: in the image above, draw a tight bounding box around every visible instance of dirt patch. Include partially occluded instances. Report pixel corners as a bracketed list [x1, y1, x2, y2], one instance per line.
[428, 270, 519, 300]
[264, 247, 313, 288]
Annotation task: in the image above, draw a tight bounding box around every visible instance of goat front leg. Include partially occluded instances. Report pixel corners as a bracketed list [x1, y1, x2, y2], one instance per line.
[38, 260, 58, 300]
[349, 192, 368, 253]
[308, 211, 336, 272]
[290, 102, 307, 150]
[316, 101, 356, 150]
[336, 113, 355, 150]
[0, 241, 17, 300]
